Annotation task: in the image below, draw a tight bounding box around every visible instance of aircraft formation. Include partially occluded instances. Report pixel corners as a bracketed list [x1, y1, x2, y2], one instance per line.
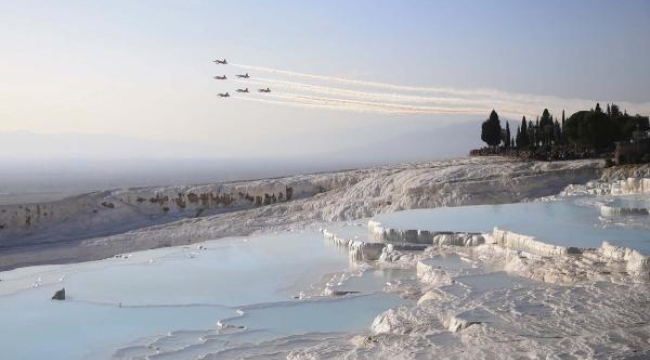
[213, 59, 270, 98]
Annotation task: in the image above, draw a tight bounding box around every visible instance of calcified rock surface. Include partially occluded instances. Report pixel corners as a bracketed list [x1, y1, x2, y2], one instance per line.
[150, 232, 650, 360]
[6, 156, 650, 359]
[368, 219, 485, 246]
[307, 180, 650, 360]
[0, 157, 603, 270]
[266, 217, 650, 360]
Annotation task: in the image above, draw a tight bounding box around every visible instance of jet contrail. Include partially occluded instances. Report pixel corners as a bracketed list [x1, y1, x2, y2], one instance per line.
[236, 77, 534, 115]
[232, 95, 424, 114]
[237, 78, 479, 104]
[266, 92, 488, 114]
[235, 93, 509, 116]
[231, 63, 501, 97]
[230, 63, 650, 117]
[235, 80, 538, 117]
[231, 63, 579, 105]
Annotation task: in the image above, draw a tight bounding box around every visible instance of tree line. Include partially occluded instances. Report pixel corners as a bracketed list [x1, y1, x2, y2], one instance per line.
[480, 103, 649, 152]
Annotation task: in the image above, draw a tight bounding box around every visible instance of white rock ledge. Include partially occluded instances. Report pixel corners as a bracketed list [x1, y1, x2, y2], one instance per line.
[610, 177, 650, 195]
[368, 220, 484, 246]
[322, 229, 428, 261]
[600, 205, 649, 217]
[363, 219, 650, 276]
[491, 228, 581, 257]
[595, 241, 650, 274]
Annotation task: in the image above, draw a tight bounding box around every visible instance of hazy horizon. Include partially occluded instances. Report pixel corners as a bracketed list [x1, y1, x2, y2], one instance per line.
[0, 120, 482, 204]
[2, 0, 649, 160]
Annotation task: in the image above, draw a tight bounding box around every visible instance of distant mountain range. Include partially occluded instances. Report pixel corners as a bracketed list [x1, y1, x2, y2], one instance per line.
[317, 120, 483, 165]
[0, 131, 217, 159]
[0, 120, 482, 164]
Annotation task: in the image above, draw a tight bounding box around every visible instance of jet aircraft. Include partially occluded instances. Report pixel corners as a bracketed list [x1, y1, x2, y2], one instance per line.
[213, 59, 227, 64]
[218, 92, 230, 97]
[236, 88, 249, 93]
[214, 75, 227, 80]
[258, 88, 271, 93]
[236, 73, 250, 79]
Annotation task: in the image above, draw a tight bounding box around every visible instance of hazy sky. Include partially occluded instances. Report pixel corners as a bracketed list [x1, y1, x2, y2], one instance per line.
[1, 0, 649, 158]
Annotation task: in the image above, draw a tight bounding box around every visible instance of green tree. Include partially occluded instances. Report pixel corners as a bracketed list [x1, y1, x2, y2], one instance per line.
[615, 113, 649, 140]
[595, 103, 602, 113]
[560, 110, 566, 144]
[481, 110, 502, 147]
[505, 121, 511, 149]
[528, 119, 536, 148]
[564, 109, 618, 149]
[519, 116, 529, 148]
[554, 120, 561, 144]
[539, 109, 554, 146]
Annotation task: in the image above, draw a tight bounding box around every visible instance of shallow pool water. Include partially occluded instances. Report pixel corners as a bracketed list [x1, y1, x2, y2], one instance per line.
[373, 198, 650, 254]
[0, 231, 406, 360]
[607, 195, 650, 209]
[229, 293, 405, 337]
[65, 233, 349, 307]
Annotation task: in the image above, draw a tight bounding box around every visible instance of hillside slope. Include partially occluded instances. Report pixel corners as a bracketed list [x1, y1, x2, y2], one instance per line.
[0, 157, 603, 269]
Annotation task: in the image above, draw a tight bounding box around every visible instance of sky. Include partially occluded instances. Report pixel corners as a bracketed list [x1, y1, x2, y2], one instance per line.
[1, 0, 649, 159]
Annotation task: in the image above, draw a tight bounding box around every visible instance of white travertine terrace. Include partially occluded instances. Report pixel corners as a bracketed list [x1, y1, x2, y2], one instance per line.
[610, 177, 650, 195]
[0, 157, 603, 270]
[368, 219, 484, 246]
[327, 217, 650, 278]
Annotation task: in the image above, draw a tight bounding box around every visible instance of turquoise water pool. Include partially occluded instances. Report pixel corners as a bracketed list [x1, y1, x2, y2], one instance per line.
[373, 199, 650, 254]
[0, 231, 405, 359]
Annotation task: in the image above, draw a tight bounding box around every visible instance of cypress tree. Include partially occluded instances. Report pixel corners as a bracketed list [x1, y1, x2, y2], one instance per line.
[481, 110, 502, 148]
[540, 109, 554, 146]
[520, 116, 528, 148]
[554, 120, 561, 144]
[560, 110, 565, 143]
[528, 120, 536, 148]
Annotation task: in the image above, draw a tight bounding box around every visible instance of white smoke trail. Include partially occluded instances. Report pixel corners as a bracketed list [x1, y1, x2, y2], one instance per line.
[237, 78, 477, 104]
[231, 63, 499, 97]
[234, 81, 538, 117]
[230, 63, 650, 117]
[266, 92, 489, 114]
[232, 95, 422, 114]
[234, 93, 508, 116]
[231, 79, 549, 118]
[235, 77, 535, 116]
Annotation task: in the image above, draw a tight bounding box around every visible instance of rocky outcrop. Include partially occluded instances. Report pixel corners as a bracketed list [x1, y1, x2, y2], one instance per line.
[593, 241, 650, 275]
[0, 177, 346, 248]
[51, 288, 65, 300]
[490, 228, 650, 277]
[322, 229, 388, 261]
[368, 220, 484, 246]
[416, 261, 453, 286]
[490, 228, 580, 257]
[323, 229, 429, 261]
[600, 164, 650, 181]
[600, 205, 649, 217]
[610, 178, 650, 195]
